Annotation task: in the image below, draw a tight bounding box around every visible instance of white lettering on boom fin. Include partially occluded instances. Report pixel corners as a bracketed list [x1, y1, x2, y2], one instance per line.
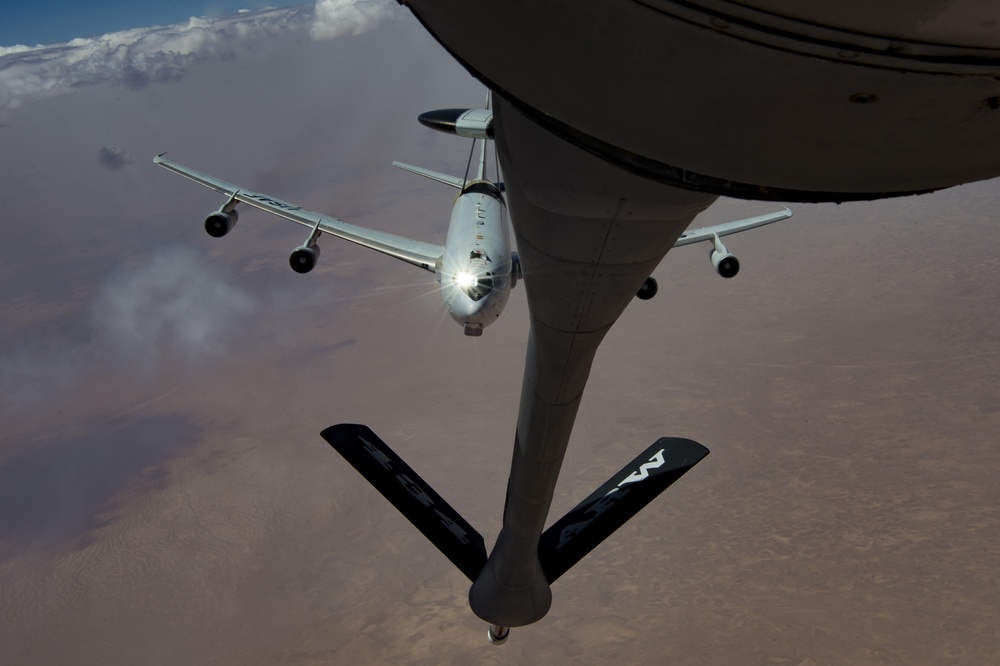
[557, 448, 667, 548]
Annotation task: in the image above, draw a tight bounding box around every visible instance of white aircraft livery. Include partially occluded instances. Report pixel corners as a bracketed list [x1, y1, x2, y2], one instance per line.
[155, 111, 791, 338]
[155, 130, 514, 336]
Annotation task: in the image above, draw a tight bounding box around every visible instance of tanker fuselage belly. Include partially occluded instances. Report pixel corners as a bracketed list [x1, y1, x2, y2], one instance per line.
[405, 0, 1000, 201]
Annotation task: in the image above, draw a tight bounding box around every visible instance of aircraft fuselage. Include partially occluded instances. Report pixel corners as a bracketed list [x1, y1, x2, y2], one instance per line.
[438, 182, 511, 336]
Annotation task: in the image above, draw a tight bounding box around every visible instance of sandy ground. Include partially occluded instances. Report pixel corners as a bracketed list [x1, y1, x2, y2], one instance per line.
[2, 17, 1000, 665]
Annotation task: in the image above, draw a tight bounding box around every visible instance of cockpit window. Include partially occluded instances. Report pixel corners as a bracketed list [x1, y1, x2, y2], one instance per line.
[464, 272, 494, 301]
[456, 252, 495, 301]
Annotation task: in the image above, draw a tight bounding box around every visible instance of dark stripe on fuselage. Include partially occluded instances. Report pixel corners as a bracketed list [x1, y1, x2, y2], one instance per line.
[461, 181, 504, 203]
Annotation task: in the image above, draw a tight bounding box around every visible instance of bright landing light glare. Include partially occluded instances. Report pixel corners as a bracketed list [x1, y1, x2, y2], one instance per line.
[455, 271, 477, 289]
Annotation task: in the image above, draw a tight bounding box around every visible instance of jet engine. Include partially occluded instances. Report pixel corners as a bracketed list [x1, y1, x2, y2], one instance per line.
[289, 244, 320, 274]
[709, 233, 739, 278]
[205, 208, 238, 238]
[711, 250, 740, 278]
[636, 276, 658, 300]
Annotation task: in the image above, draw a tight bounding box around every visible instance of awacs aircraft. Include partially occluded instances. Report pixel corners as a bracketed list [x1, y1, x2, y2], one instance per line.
[154, 117, 790, 337]
[155, 138, 510, 337]
[155, 104, 791, 644]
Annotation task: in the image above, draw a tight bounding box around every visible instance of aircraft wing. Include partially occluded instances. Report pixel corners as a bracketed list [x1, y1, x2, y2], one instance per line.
[673, 206, 792, 247]
[154, 155, 444, 273]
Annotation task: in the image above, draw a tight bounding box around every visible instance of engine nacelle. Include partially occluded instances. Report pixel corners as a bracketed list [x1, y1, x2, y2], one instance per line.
[709, 233, 740, 278]
[710, 250, 740, 278]
[205, 209, 238, 238]
[636, 276, 658, 300]
[289, 244, 320, 274]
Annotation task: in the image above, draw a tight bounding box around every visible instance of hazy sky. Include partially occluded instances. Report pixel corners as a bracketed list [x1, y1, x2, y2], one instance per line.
[1, 3, 999, 664]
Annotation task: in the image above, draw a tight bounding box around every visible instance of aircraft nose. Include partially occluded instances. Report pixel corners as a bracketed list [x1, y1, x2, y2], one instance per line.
[446, 286, 491, 327]
[448, 293, 485, 320]
[444, 264, 496, 330]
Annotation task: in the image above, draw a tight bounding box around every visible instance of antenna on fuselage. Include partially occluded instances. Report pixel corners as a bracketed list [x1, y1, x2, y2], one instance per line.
[477, 90, 491, 183]
[461, 90, 493, 189]
[460, 136, 476, 192]
[475, 139, 487, 181]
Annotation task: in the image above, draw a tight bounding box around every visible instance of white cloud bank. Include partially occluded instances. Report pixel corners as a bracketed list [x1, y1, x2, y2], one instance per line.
[312, 0, 395, 40]
[0, 248, 258, 410]
[92, 247, 258, 360]
[0, 1, 402, 110]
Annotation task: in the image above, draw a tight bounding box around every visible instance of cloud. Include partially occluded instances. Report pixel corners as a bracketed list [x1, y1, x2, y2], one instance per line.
[312, 0, 398, 40]
[0, 2, 403, 110]
[92, 247, 257, 360]
[0, 247, 257, 410]
[98, 145, 129, 170]
[0, 45, 34, 57]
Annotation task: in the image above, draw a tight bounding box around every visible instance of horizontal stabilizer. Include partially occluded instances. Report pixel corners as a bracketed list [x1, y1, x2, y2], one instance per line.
[392, 161, 466, 189]
[538, 437, 709, 583]
[321, 424, 487, 581]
